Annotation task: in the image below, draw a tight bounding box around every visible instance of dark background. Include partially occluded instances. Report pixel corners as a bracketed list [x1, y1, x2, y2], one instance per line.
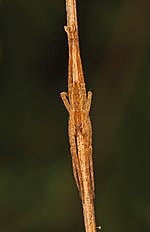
[0, 0, 150, 231]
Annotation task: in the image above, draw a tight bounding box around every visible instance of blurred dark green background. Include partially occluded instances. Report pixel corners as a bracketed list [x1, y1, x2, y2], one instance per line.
[0, 0, 150, 231]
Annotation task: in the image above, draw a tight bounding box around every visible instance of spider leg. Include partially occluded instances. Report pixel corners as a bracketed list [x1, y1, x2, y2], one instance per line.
[85, 93, 95, 197]
[89, 145, 95, 198]
[88, 118, 95, 198]
[68, 117, 84, 199]
[60, 92, 71, 113]
[86, 91, 92, 113]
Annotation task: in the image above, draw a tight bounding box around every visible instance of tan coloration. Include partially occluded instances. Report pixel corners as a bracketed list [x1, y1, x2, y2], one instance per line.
[60, 1, 97, 231]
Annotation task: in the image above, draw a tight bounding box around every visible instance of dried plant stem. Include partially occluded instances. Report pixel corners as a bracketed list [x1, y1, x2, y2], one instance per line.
[61, 0, 100, 231]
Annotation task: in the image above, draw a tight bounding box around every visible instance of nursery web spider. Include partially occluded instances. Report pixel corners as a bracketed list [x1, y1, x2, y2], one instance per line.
[60, 22, 96, 232]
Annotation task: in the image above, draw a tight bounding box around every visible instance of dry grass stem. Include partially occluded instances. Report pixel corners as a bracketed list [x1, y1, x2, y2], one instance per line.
[60, 0, 100, 231]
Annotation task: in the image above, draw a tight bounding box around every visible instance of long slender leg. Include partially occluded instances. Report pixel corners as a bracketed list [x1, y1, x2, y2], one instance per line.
[89, 145, 95, 197]
[64, 25, 74, 99]
[88, 118, 95, 197]
[68, 120, 84, 199]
